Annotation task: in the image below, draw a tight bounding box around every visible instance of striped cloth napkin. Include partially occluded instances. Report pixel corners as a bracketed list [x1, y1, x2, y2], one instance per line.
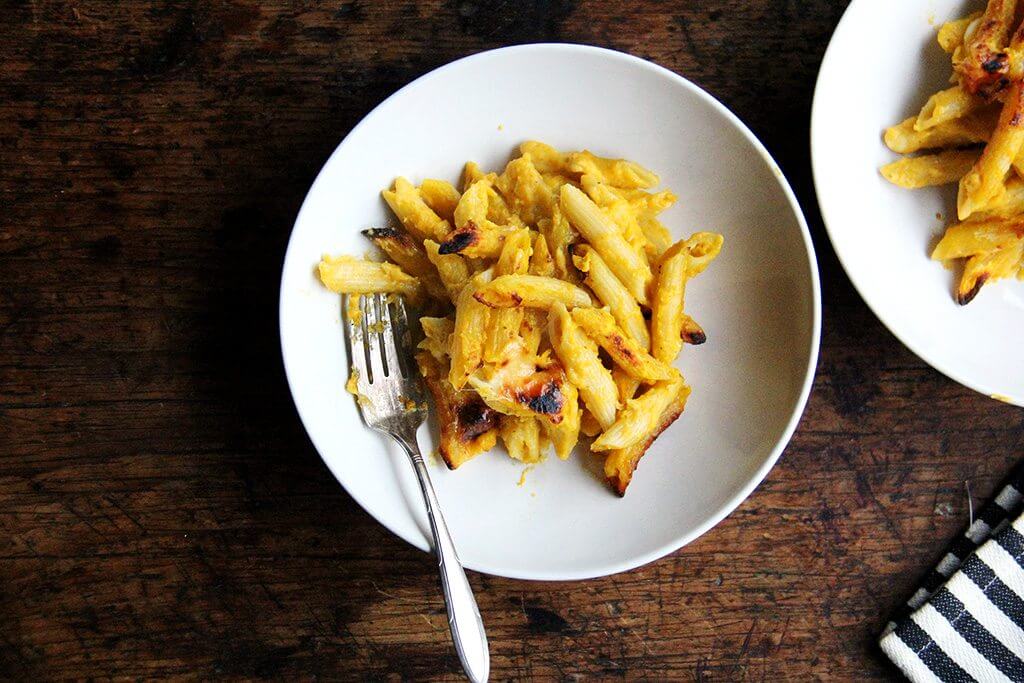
[880, 467, 1024, 682]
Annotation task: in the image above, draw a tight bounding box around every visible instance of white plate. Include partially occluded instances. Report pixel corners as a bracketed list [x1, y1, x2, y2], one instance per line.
[280, 44, 821, 580]
[812, 1, 1024, 406]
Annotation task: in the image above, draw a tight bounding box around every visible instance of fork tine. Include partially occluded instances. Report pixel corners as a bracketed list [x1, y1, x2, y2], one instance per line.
[389, 295, 413, 378]
[362, 293, 386, 383]
[343, 294, 370, 386]
[376, 293, 404, 378]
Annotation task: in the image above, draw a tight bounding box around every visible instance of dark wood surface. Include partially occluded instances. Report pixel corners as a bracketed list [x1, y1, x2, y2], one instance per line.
[3, 1, 1023, 679]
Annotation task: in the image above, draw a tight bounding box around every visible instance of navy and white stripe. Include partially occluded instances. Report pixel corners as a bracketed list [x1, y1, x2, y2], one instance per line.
[880, 467, 1024, 682]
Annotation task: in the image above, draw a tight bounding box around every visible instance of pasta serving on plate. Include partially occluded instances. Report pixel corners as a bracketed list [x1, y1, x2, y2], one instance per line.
[317, 142, 722, 495]
[881, 0, 1024, 304]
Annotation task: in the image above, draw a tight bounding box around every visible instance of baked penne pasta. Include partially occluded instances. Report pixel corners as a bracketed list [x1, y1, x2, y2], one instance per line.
[419, 178, 461, 224]
[484, 229, 532, 363]
[880, 149, 983, 189]
[541, 377, 580, 460]
[938, 12, 983, 53]
[520, 140, 569, 175]
[915, 86, 984, 131]
[319, 142, 722, 493]
[570, 307, 675, 382]
[932, 216, 1024, 258]
[448, 269, 493, 389]
[496, 155, 555, 226]
[416, 351, 500, 469]
[883, 112, 994, 154]
[567, 150, 660, 189]
[424, 239, 471, 298]
[591, 377, 686, 452]
[560, 184, 653, 305]
[959, 83, 1024, 219]
[955, 0, 1017, 96]
[441, 177, 511, 258]
[382, 177, 451, 243]
[612, 366, 641, 407]
[500, 416, 544, 464]
[363, 227, 448, 300]
[318, 255, 422, 301]
[473, 274, 592, 310]
[650, 233, 722, 363]
[603, 384, 691, 496]
[651, 244, 688, 365]
[468, 365, 569, 425]
[548, 302, 618, 429]
[956, 239, 1024, 303]
[571, 244, 650, 349]
[418, 316, 454, 363]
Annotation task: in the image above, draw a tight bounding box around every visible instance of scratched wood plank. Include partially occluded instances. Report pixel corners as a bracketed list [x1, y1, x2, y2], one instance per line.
[2, 0, 1024, 679]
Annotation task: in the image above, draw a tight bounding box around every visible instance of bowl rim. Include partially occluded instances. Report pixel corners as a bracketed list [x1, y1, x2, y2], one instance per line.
[279, 42, 823, 580]
[810, 0, 1024, 408]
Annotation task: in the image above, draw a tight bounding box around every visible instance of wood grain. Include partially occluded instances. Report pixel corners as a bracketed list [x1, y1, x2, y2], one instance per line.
[3, 0, 1023, 679]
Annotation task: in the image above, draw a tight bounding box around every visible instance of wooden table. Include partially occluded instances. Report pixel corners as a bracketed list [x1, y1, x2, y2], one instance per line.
[3, 1, 1023, 679]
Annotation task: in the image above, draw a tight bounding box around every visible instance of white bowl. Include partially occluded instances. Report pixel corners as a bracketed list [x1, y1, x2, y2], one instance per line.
[812, 0, 1024, 406]
[280, 44, 821, 580]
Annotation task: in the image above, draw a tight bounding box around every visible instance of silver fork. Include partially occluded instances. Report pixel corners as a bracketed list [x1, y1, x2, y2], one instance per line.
[344, 293, 489, 683]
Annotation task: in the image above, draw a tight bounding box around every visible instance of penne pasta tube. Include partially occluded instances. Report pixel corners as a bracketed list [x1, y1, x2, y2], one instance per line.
[938, 12, 983, 53]
[915, 86, 984, 131]
[956, 240, 1024, 304]
[560, 184, 653, 305]
[958, 82, 1024, 220]
[571, 307, 675, 382]
[932, 216, 1024, 259]
[602, 384, 690, 496]
[567, 150, 660, 188]
[382, 177, 451, 243]
[484, 230, 532, 362]
[362, 227, 447, 300]
[956, 0, 1018, 95]
[612, 366, 641, 407]
[424, 239, 471, 300]
[541, 378, 580, 460]
[880, 149, 982, 189]
[500, 416, 544, 463]
[317, 255, 421, 300]
[473, 274, 592, 310]
[417, 316, 454, 363]
[418, 178, 461, 224]
[448, 269, 493, 389]
[548, 302, 618, 429]
[416, 351, 499, 469]
[496, 154, 555, 226]
[591, 377, 686, 451]
[651, 246, 688, 365]
[883, 112, 995, 154]
[571, 244, 649, 350]
[651, 233, 723, 363]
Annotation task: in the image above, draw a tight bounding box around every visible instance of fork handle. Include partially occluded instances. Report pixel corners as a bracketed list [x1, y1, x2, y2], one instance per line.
[397, 432, 489, 683]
